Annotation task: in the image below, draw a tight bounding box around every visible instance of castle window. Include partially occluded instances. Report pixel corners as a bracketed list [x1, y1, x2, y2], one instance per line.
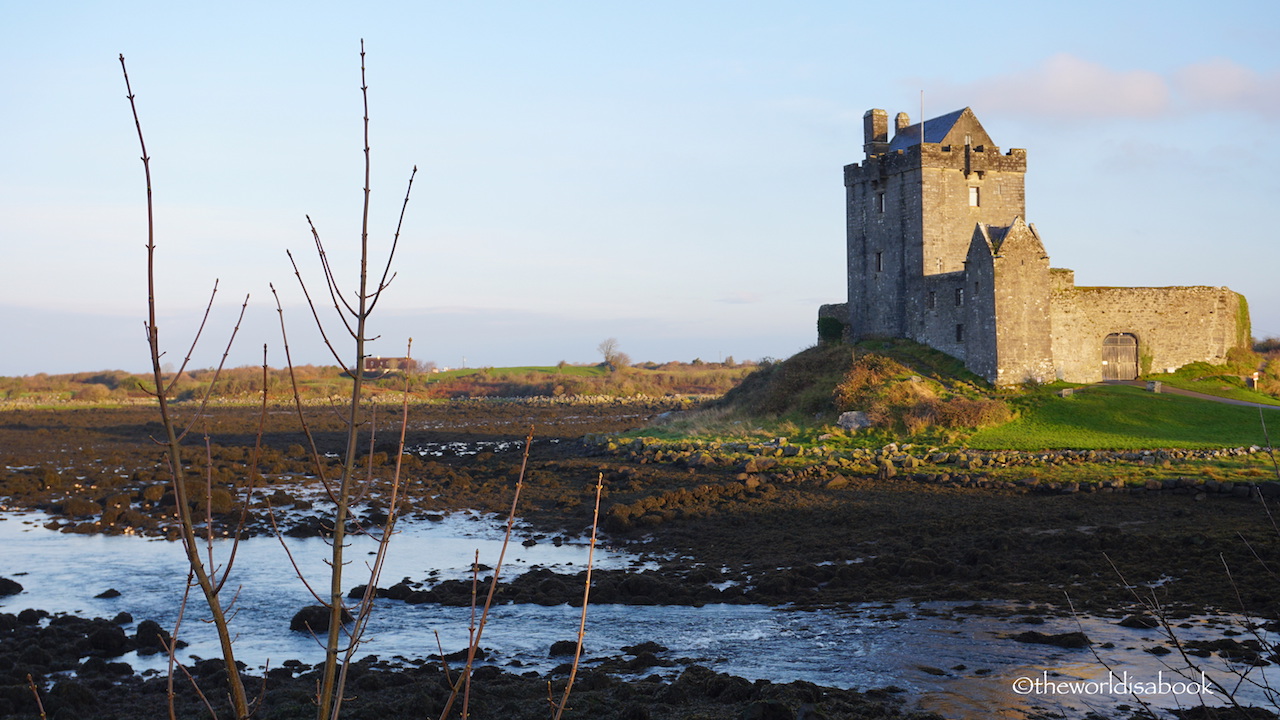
[955, 324, 965, 342]
[876, 192, 885, 213]
[974, 281, 980, 294]
[875, 251, 883, 272]
[927, 291, 936, 309]
[968, 187, 980, 207]
[955, 287, 964, 306]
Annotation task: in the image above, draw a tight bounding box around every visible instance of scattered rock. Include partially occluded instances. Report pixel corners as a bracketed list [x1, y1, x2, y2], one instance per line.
[549, 640, 581, 657]
[1011, 631, 1091, 649]
[289, 605, 353, 632]
[836, 411, 873, 430]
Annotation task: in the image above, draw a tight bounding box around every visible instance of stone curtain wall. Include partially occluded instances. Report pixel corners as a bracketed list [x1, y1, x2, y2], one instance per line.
[1050, 286, 1243, 383]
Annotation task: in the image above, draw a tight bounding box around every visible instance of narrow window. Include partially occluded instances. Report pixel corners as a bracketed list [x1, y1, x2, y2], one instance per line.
[876, 192, 885, 213]
[955, 287, 964, 306]
[968, 186, 980, 207]
[875, 251, 883, 272]
[974, 281, 980, 294]
[955, 324, 965, 342]
[926, 291, 936, 309]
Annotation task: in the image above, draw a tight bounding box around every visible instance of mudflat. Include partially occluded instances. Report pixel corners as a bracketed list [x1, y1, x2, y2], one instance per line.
[2, 401, 1277, 719]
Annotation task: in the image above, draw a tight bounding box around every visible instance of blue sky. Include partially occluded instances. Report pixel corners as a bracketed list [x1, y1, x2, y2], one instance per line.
[2, 1, 1278, 375]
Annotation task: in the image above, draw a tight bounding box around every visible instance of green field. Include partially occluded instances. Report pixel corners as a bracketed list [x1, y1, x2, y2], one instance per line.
[969, 384, 1276, 450]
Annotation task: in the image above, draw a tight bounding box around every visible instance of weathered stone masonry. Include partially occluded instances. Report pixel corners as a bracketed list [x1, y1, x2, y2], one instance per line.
[820, 107, 1249, 385]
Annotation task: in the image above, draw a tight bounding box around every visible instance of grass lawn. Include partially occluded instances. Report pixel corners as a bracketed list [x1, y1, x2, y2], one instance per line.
[969, 384, 1277, 450]
[1144, 374, 1280, 406]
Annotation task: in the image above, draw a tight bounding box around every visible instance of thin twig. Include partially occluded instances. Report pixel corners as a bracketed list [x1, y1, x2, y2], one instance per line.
[286, 249, 354, 372]
[176, 293, 251, 443]
[213, 345, 270, 595]
[165, 280, 221, 397]
[367, 167, 417, 314]
[25, 674, 47, 720]
[271, 283, 339, 505]
[331, 340, 415, 716]
[552, 472, 605, 720]
[439, 428, 534, 720]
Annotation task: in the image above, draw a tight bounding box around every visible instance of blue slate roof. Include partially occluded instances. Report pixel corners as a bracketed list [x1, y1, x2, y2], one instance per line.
[886, 108, 967, 152]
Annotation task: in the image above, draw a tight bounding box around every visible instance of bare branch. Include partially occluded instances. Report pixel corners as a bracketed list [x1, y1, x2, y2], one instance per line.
[287, 248, 355, 372]
[164, 279, 221, 396]
[176, 293, 251, 443]
[367, 166, 417, 314]
[306, 217, 360, 331]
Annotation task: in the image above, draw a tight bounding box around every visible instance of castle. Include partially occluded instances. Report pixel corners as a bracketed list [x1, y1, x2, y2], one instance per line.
[819, 107, 1250, 386]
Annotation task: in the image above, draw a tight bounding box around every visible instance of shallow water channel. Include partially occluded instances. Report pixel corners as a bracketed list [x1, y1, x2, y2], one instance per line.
[1, 512, 1275, 719]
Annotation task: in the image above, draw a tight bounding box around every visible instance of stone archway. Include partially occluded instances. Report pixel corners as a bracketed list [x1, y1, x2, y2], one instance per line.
[1102, 333, 1138, 380]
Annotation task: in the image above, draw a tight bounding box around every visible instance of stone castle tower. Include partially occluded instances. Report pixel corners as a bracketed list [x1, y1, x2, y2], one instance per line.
[821, 107, 1249, 385]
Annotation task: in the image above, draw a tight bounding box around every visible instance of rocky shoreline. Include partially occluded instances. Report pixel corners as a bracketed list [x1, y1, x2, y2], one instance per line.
[0, 606, 942, 719]
[3, 402, 1280, 718]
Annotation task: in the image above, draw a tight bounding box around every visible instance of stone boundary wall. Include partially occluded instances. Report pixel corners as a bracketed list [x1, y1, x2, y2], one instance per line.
[1050, 285, 1244, 383]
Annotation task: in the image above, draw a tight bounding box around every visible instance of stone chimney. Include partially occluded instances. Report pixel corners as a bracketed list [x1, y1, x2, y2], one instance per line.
[863, 109, 888, 157]
[895, 112, 911, 136]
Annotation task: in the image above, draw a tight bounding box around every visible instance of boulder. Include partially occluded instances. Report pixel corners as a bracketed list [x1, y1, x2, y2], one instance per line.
[836, 411, 873, 430]
[290, 605, 353, 632]
[0, 577, 22, 596]
[61, 498, 102, 518]
[88, 624, 128, 656]
[135, 619, 172, 650]
[549, 640, 580, 657]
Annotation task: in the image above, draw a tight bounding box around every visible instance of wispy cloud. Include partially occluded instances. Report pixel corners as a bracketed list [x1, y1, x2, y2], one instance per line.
[924, 54, 1170, 120]
[1174, 57, 1280, 116]
[920, 54, 1280, 123]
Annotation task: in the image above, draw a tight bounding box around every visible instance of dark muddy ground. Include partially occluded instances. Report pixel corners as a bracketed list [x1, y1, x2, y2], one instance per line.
[2, 401, 1279, 719]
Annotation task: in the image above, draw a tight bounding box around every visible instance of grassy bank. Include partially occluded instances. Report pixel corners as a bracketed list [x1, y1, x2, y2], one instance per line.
[646, 340, 1280, 452]
[970, 384, 1276, 450]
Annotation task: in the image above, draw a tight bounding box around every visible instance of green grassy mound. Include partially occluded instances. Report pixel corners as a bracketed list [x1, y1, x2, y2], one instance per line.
[654, 340, 1279, 451]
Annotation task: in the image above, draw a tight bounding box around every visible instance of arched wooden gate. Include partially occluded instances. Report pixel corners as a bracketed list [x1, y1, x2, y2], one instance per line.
[1102, 333, 1138, 380]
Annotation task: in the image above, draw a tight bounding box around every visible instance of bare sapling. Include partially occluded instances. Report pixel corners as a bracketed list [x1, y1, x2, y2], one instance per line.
[270, 40, 418, 720]
[121, 53, 269, 720]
